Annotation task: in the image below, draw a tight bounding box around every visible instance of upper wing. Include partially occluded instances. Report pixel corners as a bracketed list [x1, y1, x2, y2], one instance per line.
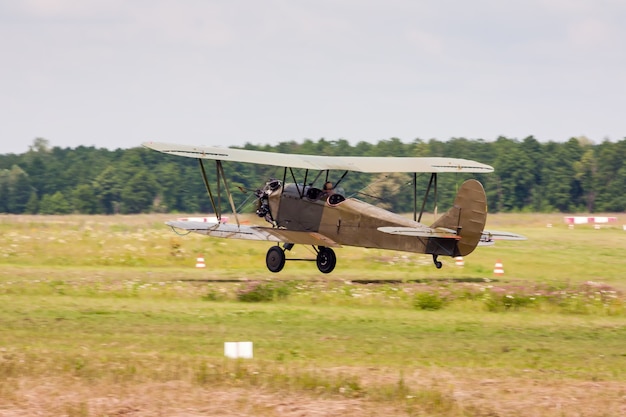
[143, 141, 494, 173]
[167, 220, 341, 247]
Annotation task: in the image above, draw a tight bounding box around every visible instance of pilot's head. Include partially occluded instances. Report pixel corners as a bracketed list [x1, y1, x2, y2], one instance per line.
[323, 182, 333, 191]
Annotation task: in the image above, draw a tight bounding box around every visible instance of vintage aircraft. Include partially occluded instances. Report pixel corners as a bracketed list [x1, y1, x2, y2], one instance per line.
[143, 141, 525, 273]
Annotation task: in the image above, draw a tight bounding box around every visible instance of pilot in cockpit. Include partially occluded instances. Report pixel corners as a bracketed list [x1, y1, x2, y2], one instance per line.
[322, 181, 334, 196]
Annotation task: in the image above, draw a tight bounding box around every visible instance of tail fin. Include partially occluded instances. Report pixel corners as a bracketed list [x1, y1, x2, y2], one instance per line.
[429, 179, 487, 256]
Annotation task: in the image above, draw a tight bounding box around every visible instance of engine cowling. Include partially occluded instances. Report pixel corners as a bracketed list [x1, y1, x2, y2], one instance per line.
[255, 179, 282, 223]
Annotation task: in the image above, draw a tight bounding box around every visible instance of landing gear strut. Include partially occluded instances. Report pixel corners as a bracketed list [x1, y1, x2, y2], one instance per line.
[432, 254, 443, 269]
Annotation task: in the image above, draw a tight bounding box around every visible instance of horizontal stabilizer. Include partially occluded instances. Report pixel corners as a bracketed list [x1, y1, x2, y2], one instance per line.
[379, 226, 526, 247]
[480, 230, 527, 244]
[377, 226, 461, 240]
[166, 221, 340, 247]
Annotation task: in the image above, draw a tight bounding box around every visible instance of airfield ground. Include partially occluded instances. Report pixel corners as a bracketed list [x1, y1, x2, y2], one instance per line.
[0, 214, 624, 416]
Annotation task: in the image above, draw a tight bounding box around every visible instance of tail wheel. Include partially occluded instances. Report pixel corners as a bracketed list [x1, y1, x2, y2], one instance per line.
[316, 246, 336, 274]
[266, 245, 286, 273]
[432, 254, 443, 269]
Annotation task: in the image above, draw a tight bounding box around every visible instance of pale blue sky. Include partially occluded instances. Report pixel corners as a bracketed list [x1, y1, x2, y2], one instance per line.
[1, 0, 625, 154]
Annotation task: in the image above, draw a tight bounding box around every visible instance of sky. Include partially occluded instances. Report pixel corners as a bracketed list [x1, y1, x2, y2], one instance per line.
[1, 0, 625, 154]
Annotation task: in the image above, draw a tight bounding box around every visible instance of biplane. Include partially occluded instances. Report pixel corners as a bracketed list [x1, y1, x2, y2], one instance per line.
[143, 142, 525, 273]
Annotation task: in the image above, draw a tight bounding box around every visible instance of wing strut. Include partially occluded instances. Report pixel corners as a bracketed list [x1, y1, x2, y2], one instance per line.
[333, 171, 349, 189]
[302, 169, 309, 197]
[198, 159, 219, 218]
[417, 173, 437, 223]
[288, 168, 302, 197]
[216, 160, 241, 227]
[215, 161, 221, 217]
[197, 158, 241, 227]
[413, 173, 417, 221]
[310, 170, 324, 186]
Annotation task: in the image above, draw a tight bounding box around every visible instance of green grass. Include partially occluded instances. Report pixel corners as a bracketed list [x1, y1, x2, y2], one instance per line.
[0, 213, 625, 416]
[3, 292, 623, 375]
[2, 213, 624, 285]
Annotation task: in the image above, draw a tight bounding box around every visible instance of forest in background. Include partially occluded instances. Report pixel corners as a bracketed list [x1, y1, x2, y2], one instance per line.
[0, 136, 624, 215]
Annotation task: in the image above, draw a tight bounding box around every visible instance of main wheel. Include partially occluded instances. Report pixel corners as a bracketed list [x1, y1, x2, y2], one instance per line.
[316, 246, 336, 274]
[266, 246, 286, 273]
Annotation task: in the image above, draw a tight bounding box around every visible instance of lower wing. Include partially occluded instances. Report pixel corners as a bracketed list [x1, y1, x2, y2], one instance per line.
[166, 220, 341, 247]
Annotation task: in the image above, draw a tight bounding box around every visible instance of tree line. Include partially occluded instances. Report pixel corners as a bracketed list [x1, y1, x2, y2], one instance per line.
[1, 136, 624, 215]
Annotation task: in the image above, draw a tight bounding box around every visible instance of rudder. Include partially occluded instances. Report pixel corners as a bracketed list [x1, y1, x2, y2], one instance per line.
[429, 179, 487, 257]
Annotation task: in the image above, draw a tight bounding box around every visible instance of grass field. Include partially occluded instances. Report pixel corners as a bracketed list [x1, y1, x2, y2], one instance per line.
[0, 213, 625, 416]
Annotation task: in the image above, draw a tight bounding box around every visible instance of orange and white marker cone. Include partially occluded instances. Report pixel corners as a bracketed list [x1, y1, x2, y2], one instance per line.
[195, 255, 206, 268]
[455, 256, 464, 267]
[493, 260, 504, 276]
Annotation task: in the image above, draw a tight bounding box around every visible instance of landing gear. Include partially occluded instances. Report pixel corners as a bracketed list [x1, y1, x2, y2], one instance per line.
[432, 254, 443, 269]
[316, 246, 336, 274]
[266, 245, 286, 273]
[265, 244, 336, 273]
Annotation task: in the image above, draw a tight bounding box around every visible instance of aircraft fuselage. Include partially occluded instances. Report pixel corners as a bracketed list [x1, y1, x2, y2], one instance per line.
[269, 183, 445, 254]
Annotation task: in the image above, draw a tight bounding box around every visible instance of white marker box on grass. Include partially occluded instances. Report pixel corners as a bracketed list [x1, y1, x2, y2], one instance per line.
[224, 341, 253, 359]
